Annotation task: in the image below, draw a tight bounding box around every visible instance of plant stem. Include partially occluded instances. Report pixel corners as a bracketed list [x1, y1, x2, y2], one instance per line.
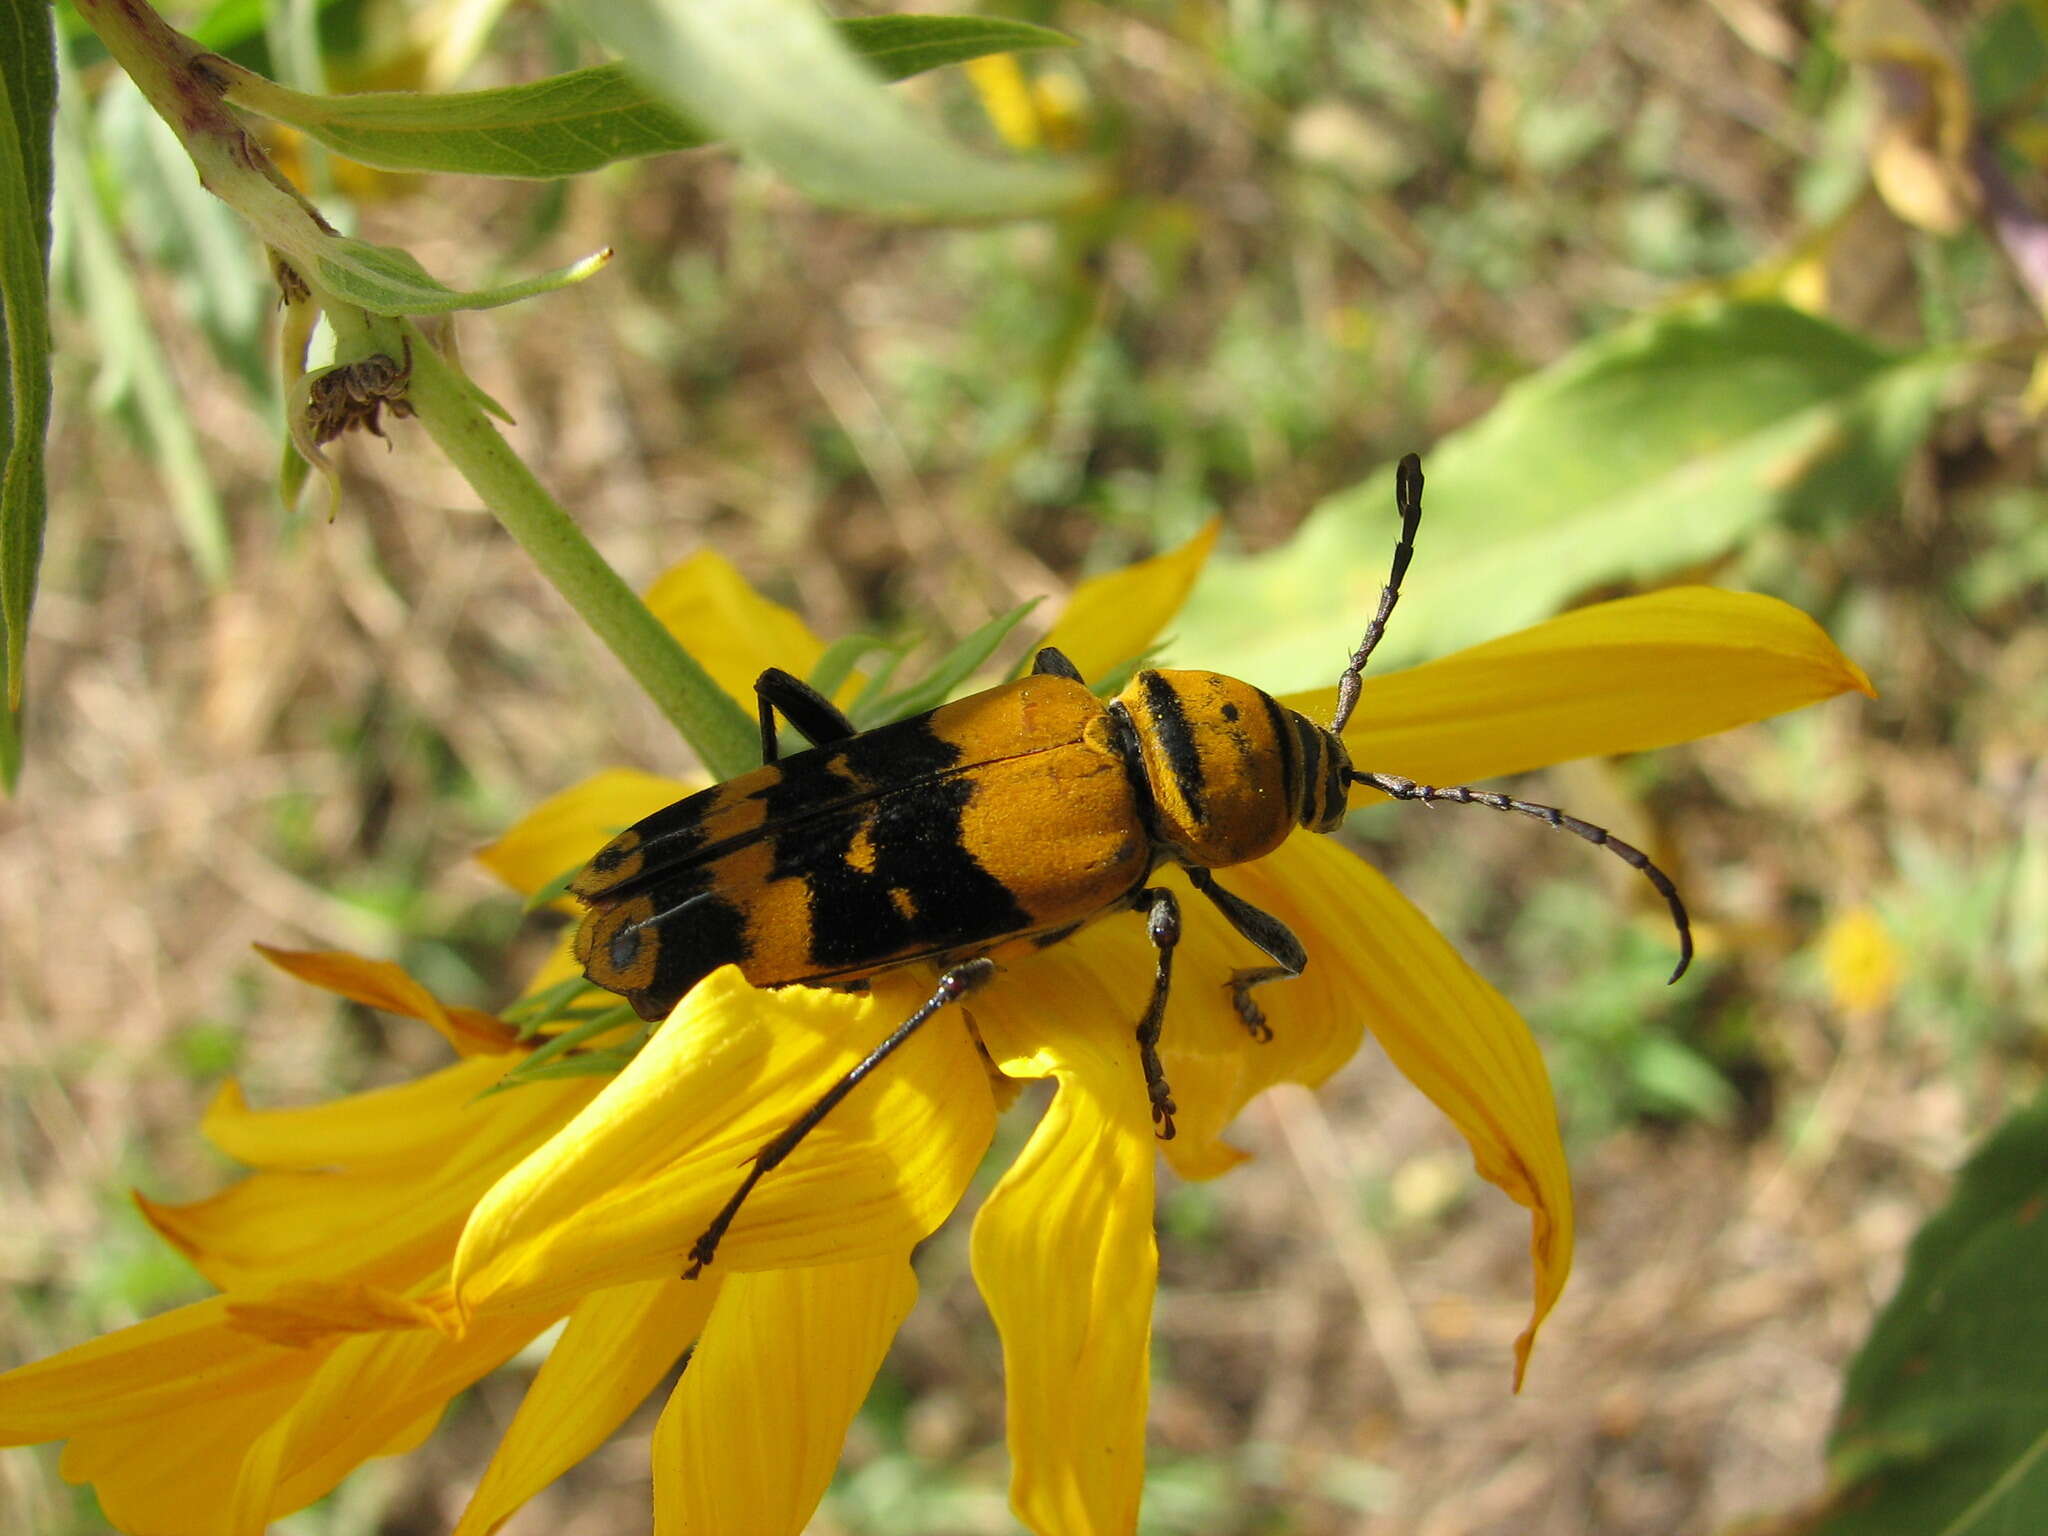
[387, 318, 757, 779]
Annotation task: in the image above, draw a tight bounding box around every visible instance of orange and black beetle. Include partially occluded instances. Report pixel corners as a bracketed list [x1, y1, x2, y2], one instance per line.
[571, 456, 1691, 1275]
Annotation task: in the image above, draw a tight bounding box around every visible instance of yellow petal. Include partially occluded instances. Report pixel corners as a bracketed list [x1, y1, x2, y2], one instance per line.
[0, 1294, 510, 1536]
[966, 1009, 1155, 1536]
[196, 1053, 583, 1172]
[142, 1063, 596, 1292]
[0, 1297, 304, 1448]
[453, 968, 995, 1316]
[977, 832, 1571, 1385]
[1279, 587, 1873, 788]
[225, 1307, 551, 1531]
[643, 550, 833, 707]
[479, 767, 695, 899]
[455, 1278, 716, 1536]
[1040, 520, 1219, 683]
[1820, 904, 1902, 1015]
[1249, 838, 1570, 1385]
[965, 53, 1043, 150]
[652, 1254, 916, 1536]
[254, 945, 518, 1057]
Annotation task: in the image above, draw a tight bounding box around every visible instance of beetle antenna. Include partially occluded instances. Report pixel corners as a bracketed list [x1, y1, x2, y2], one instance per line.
[1331, 453, 1425, 737]
[1349, 770, 1694, 983]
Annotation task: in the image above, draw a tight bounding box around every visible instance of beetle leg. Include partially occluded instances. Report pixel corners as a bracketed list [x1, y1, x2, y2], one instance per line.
[684, 957, 998, 1279]
[1031, 646, 1085, 681]
[1132, 886, 1181, 1140]
[1185, 867, 1306, 1043]
[754, 667, 858, 764]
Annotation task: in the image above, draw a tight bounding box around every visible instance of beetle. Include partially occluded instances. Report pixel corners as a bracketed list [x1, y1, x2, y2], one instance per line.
[571, 455, 1692, 1277]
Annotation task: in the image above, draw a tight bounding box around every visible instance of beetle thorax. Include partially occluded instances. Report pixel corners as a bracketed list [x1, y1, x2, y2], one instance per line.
[1112, 669, 1351, 869]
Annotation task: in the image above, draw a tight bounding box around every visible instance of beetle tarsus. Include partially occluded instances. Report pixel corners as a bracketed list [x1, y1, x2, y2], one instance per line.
[1224, 968, 1286, 1042]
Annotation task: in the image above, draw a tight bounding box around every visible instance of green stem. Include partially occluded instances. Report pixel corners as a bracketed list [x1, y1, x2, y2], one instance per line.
[373, 315, 757, 779]
[73, 0, 757, 781]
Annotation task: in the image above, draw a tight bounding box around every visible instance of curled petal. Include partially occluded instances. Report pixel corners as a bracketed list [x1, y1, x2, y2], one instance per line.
[454, 1277, 716, 1536]
[980, 833, 1571, 1385]
[1280, 586, 1874, 787]
[967, 1003, 1156, 1536]
[1225, 836, 1572, 1386]
[1040, 520, 1218, 682]
[253, 945, 517, 1056]
[453, 968, 995, 1317]
[652, 1254, 916, 1536]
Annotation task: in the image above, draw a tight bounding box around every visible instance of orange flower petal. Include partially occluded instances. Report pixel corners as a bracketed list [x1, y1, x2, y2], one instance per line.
[1039, 519, 1219, 682]
[652, 1254, 917, 1536]
[455, 1277, 716, 1536]
[453, 968, 995, 1317]
[253, 945, 517, 1056]
[1280, 586, 1872, 787]
[967, 1000, 1156, 1536]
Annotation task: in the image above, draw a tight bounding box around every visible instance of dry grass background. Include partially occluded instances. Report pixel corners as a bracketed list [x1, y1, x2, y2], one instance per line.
[6, 1, 2048, 1532]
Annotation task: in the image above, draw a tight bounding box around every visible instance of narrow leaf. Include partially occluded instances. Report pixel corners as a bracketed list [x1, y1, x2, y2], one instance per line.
[310, 236, 611, 315]
[1171, 301, 1961, 690]
[0, 0, 58, 728]
[226, 15, 1075, 179]
[574, 0, 1096, 220]
[866, 600, 1041, 723]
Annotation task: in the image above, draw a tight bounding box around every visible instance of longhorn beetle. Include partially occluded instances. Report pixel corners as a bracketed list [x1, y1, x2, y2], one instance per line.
[571, 455, 1692, 1278]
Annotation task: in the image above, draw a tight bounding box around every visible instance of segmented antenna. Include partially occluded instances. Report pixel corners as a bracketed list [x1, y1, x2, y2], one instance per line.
[1350, 771, 1695, 983]
[1331, 453, 1425, 736]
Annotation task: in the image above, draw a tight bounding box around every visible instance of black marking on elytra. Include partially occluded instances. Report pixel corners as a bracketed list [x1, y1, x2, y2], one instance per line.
[606, 878, 751, 1021]
[777, 769, 1035, 971]
[1219, 701, 1239, 722]
[581, 789, 720, 897]
[590, 710, 970, 909]
[1138, 670, 1205, 821]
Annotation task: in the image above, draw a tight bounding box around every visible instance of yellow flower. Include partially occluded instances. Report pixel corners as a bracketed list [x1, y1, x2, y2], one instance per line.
[0, 535, 1871, 1535]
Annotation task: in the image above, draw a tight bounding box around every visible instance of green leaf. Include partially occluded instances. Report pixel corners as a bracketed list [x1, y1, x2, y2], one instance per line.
[0, 0, 57, 736]
[230, 15, 1075, 179]
[309, 235, 611, 315]
[573, 0, 1096, 219]
[863, 600, 1042, 724]
[1815, 1089, 2048, 1534]
[54, 80, 233, 589]
[1170, 301, 1960, 691]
